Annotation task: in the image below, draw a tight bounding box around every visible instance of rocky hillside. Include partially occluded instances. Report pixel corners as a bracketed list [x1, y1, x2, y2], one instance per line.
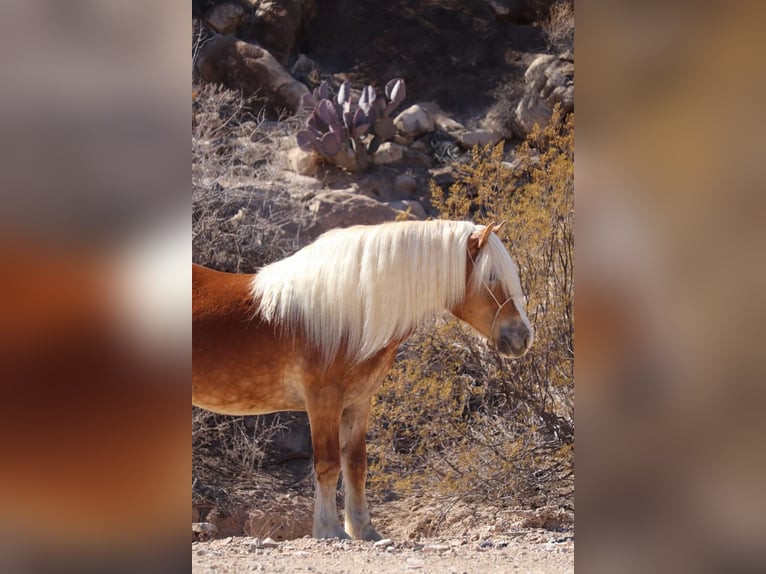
[193, 0, 573, 263]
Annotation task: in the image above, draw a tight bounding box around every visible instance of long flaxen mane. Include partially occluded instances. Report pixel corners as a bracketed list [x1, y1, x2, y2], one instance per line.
[251, 220, 526, 363]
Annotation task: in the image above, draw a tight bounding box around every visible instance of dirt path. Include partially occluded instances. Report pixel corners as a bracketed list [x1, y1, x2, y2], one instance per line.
[193, 529, 573, 573]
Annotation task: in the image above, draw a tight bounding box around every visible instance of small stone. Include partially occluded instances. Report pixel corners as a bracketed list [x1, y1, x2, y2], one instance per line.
[262, 537, 279, 548]
[371, 142, 405, 165]
[288, 147, 318, 175]
[192, 522, 218, 534]
[456, 129, 503, 149]
[423, 543, 451, 553]
[374, 538, 394, 549]
[394, 105, 435, 137]
[434, 115, 464, 133]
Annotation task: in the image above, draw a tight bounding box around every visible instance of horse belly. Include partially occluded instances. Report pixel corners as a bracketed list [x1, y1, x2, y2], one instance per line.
[192, 334, 307, 415]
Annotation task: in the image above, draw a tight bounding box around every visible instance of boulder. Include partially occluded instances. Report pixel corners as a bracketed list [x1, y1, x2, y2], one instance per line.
[515, 52, 574, 134]
[240, 0, 305, 65]
[204, 2, 246, 35]
[394, 105, 435, 137]
[456, 128, 504, 149]
[305, 191, 408, 236]
[195, 36, 309, 113]
[371, 142, 405, 165]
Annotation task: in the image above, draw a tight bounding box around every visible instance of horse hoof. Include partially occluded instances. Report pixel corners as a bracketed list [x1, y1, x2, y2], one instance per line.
[315, 526, 351, 540]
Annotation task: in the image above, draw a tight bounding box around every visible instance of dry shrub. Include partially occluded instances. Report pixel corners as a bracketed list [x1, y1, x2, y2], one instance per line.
[192, 83, 308, 273]
[543, 1, 575, 54]
[487, 78, 526, 141]
[192, 85, 313, 509]
[193, 409, 287, 503]
[369, 107, 574, 514]
[192, 83, 273, 190]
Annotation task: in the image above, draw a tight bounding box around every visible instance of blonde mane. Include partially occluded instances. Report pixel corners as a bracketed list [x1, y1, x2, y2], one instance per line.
[251, 220, 525, 363]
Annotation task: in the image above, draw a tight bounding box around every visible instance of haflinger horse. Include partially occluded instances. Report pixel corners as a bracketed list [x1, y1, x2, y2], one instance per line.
[192, 219, 533, 540]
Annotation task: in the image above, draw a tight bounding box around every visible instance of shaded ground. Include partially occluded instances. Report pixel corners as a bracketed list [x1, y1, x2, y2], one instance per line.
[300, 0, 547, 118]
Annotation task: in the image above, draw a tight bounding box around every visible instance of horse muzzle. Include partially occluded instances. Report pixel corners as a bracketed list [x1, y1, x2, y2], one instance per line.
[495, 326, 533, 358]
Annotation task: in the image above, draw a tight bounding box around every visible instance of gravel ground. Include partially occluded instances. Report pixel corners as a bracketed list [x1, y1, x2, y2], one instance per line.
[192, 530, 574, 573]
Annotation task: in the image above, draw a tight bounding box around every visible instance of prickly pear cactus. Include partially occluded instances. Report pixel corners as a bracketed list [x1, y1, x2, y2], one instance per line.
[295, 78, 406, 172]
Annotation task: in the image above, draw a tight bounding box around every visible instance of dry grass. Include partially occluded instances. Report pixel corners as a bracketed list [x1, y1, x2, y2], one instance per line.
[192, 83, 308, 273]
[542, 1, 575, 54]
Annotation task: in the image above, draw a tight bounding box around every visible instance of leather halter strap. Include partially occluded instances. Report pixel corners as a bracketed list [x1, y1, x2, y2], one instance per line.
[488, 291, 516, 347]
[467, 246, 515, 347]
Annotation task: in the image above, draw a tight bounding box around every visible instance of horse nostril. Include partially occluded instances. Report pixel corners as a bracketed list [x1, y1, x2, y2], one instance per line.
[523, 331, 531, 348]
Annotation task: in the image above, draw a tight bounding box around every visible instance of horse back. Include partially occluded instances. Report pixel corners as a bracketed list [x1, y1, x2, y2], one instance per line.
[193, 263, 256, 323]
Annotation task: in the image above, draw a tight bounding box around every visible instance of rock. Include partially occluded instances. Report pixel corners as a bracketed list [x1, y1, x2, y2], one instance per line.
[515, 52, 574, 134]
[394, 105, 435, 137]
[401, 147, 432, 169]
[305, 191, 404, 236]
[287, 147, 318, 175]
[204, 2, 245, 35]
[429, 166, 457, 187]
[456, 129, 504, 149]
[291, 53, 319, 84]
[413, 101, 464, 136]
[356, 173, 395, 201]
[195, 36, 309, 113]
[374, 538, 394, 549]
[434, 115, 464, 133]
[371, 142, 405, 165]
[393, 174, 417, 195]
[192, 522, 218, 534]
[240, 0, 304, 64]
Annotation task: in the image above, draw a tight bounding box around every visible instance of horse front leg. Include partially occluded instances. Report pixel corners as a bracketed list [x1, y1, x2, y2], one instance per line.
[340, 399, 382, 541]
[306, 389, 349, 539]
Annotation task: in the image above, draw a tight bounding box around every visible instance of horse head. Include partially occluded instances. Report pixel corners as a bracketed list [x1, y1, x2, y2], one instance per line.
[451, 222, 534, 358]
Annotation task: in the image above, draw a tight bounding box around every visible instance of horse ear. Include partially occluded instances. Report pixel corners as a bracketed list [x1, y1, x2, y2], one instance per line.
[477, 222, 495, 249]
[492, 221, 506, 234]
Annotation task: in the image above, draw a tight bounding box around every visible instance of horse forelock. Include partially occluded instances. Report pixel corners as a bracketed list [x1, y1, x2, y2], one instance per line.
[469, 231, 526, 305]
[251, 220, 488, 364]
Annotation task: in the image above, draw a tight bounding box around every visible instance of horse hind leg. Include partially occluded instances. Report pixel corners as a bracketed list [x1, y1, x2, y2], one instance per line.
[306, 389, 350, 539]
[340, 400, 382, 541]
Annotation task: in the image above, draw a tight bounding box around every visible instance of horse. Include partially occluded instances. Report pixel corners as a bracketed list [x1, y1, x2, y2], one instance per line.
[192, 219, 533, 540]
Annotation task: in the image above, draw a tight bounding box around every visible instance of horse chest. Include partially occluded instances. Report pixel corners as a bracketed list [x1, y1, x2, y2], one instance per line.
[337, 346, 399, 406]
